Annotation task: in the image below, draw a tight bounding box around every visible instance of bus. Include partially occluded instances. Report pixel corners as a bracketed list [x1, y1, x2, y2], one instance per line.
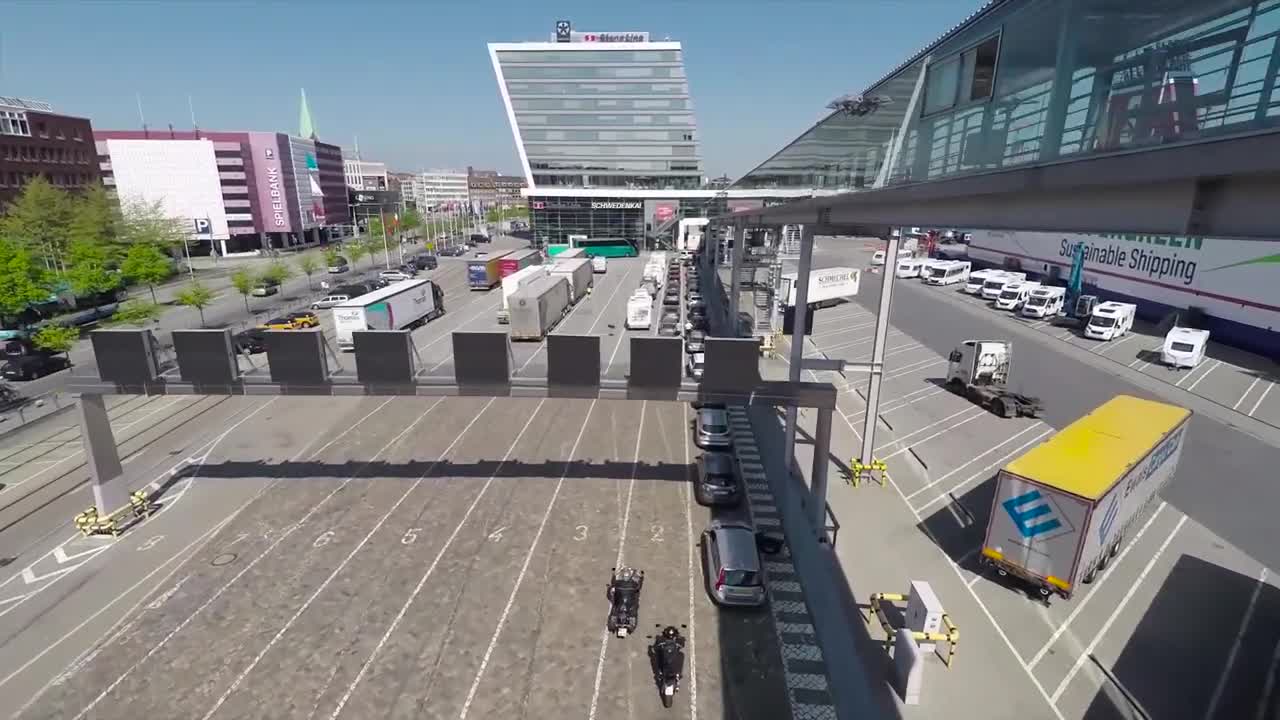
[546, 235, 638, 258]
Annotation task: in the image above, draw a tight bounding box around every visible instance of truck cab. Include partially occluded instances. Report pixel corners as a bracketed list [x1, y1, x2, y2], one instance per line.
[981, 271, 1025, 300]
[1020, 286, 1066, 318]
[1084, 301, 1136, 341]
[947, 340, 1011, 387]
[994, 281, 1040, 311]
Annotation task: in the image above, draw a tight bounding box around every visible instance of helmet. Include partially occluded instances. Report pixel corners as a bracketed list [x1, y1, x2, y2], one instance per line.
[662, 626, 679, 641]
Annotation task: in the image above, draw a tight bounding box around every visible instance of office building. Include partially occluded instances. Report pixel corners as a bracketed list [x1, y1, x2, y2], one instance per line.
[495, 174, 526, 201]
[344, 159, 388, 191]
[415, 169, 469, 210]
[388, 171, 416, 207]
[0, 97, 100, 210]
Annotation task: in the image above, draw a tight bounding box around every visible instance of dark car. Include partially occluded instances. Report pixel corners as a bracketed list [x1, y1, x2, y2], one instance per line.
[660, 309, 680, 326]
[414, 254, 438, 270]
[470, 233, 491, 244]
[658, 321, 680, 337]
[662, 293, 680, 307]
[234, 328, 268, 354]
[695, 451, 741, 507]
[1, 353, 71, 381]
[687, 315, 708, 332]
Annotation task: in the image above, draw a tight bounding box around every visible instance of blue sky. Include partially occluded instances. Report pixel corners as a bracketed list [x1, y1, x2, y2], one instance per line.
[1, 0, 980, 179]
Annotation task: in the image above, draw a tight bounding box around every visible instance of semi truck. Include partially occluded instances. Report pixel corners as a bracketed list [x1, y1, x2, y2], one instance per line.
[467, 251, 510, 291]
[332, 279, 444, 350]
[780, 267, 861, 308]
[550, 257, 594, 304]
[626, 290, 653, 330]
[497, 265, 548, 324]
[945, 340, 1043, 418]
[498, 248, 542, 278]
[509, 275, 571, 341]
[981, 395, 1191, 601]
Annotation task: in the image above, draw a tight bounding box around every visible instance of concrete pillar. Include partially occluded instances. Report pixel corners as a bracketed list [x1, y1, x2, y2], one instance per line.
[859, 231, 901, 466]
[730, 224, 745, 332]
[782, 224, 815, 477]
[811, 406, 833, 539]
[78, 394, 127, 514]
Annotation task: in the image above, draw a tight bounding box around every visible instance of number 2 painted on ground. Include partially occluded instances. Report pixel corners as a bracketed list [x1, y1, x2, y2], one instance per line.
[313, 530, 335, 548]
[137, 535, 165, 551]
[650, 525, 664, 543]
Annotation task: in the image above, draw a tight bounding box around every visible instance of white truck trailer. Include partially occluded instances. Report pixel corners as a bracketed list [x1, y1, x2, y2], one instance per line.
[332, 279, 444, 351]
[550, 257, 594, 304]
[508, 276, 571, 341]
[780, 267, 860, 308]
[626, 290, 653, 330]
[981, 395, 1191, 601]
[497, 265, 548, 324]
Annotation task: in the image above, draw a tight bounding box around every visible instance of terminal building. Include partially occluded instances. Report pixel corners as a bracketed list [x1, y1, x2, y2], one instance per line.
[489, 23, 804, 252]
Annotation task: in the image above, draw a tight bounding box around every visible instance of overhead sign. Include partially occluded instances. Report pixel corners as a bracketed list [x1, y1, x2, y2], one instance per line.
[592, 200, 641, 210]
[572, 31, 649, 43]
[555, 20, 571, 43]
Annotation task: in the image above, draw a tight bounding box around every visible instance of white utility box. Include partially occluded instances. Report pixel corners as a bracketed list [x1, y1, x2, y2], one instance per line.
[905, 580, 945, 652]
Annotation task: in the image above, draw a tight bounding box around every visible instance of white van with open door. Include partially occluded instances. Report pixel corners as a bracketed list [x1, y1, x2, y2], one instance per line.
[1162, 327, 1209, 369]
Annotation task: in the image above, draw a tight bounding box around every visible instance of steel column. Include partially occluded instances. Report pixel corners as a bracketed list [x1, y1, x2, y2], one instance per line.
[729, 223, 745, 331]
[77, 393, 127, 514]
[811, 406, 833, 537]
[859, 231, 900, 466]
[783, 224, 815, 477]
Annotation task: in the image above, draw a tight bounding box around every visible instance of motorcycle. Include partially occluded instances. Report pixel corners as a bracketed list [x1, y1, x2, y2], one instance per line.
[648, 624, 687, 708]
[606, 567, 644, 638]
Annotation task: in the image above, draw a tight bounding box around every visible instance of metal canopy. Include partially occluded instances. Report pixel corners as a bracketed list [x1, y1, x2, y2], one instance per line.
[720, 130, 1280, 239]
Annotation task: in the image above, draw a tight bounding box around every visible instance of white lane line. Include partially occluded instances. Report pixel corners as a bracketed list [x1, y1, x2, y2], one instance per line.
[424, 298, 504, 372]
[458, 398, 600, 720]
[880, 412, 986, 462]
[67, 396, 411, 720]
[843, 386, 944, 420]
[204, 396, 493, 720]
[682, 406, 698, 720]
[1253, 635, 1280, 720]
[904, 423, 1046, 501]
[586, 400, 647, 720]
[807, 320, 879, 341]
[914, 428, 1055, 512]
[873, 406, 978, 453]
[1092, 333, 1140, 355]
[1050, 515, 1186, 704]
[1174, 360, 1211, 387]
[1234, 377, 1262, 410]
[1185, 359, 1222, 392]
[1206, 567, 1270, 720]
[1249, 380, 1275, 418]
[829, 407, 1065, 720]
[1027, 503, 1168, 668]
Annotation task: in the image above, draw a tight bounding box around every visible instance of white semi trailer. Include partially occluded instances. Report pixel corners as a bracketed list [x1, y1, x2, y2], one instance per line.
[332, 279, 444, 351]
[508, 276, 571, 341]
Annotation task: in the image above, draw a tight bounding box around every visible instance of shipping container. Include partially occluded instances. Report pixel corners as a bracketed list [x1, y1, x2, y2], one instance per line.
[467, 251, 510, 291]
[550, 258, 594, 304]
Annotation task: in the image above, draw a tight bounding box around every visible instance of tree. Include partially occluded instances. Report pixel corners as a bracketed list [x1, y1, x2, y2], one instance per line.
[260, 261, 293, 287]
[0, 176, 73, 271]
[32, 324, 79, 357]
[323, 247, 342, 267]
[230, 268, 256, 312]
[346, 240, 370, 269]
[120, 243, 174, 304]
[65, 239, 122, 299]
[110, 300, 161, 326]
[297, 254, 320, 289]
[120, 199, 188, 253]
[400, 208, 422, 242]
[0, 238, 53, 323]
[67, 185, 122, 255]
[175, 282, 215, 327]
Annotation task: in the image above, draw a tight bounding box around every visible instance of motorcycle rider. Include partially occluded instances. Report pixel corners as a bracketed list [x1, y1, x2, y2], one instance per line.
[654, 626, 686, 680]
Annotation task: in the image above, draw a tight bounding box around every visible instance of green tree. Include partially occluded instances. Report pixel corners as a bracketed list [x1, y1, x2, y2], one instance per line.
[346, 240, 371, 268]
[120, 199, 187, 253]
[65, 239, 122, 299]
[32, 324, 79, 357]
[0, 238, 53, 323]
[110, 300, 161, 326]
[175, 282, 215, 327]
[297, 254, 320, 289]
[120, 243, 174, 304]
[323, 247, 342, 267]
[260, 261, 293, 286]
[400, 208, 422, 242]
[66, 185, 122, 255]
[0, 176, 73, 271]
[230, 268, 255, 312]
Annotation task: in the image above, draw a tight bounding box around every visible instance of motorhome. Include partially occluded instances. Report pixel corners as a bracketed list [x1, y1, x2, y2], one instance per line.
[1020, 286, 1066, 318]
[1084, 301, 1137, 341]
[925, 260, 971, 286]
[871, 249, 887, 266]
[894, 257, 924, 279]
[994, 281, 1041, 311]
[964, 268, 1004, 295]
[1162, 327, 1210, 369]
[981, 271, 1026, 300]
[626, 290, 653, 330]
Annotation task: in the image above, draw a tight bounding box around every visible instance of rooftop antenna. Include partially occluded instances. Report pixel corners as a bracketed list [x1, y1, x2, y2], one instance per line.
[136, 92, 149, 137]
[354, 135, 361, 162]
[188, 94, 200, 138]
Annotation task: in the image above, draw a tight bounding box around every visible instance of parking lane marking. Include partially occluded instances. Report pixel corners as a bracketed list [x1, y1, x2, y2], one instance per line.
[873, 406, 979, 452]
[903, 423, 1047, 501]
[1234, 377, 1262, 410]
[1027, 503, 1168, 669]
[1254, 635, 1280, 720]
[1249, 380, 1275, 418]
[682, 407, 698, 720]
[1093, 333, 1140, 355]
[880, 411, 987, 462]
[1206, 567, 1270, 720]
[914, 428, 1055, 512]
[1184, 360, 1223, 392]
[1049, 515, 1187, 704]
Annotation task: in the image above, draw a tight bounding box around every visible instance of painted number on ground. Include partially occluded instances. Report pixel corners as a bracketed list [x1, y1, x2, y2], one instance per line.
[313, 530, 336, 548]
[137, 535, 165, 552]
[574, 525, 589, 541]
[651, 525, 664, 543]
[401, 528, 421, 545]
[489, 526, 507, 543]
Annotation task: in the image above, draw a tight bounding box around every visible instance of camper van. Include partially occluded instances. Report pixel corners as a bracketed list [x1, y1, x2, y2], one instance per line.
[894, 257, 924, 279]
[925, 260, 971, 286]
[964, 268, 1004, 295]
[1084, 301, 1137, 341]
[1161, 327, 1210, 369]
[994, 281, 1041, 311]
[871, 249, 887, 266]
[1020, 286, 1066, 318]
[981, 271, 1026, 300]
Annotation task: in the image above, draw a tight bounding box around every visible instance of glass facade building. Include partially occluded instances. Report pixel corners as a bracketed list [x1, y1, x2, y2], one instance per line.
[733, 0, 1280, 193]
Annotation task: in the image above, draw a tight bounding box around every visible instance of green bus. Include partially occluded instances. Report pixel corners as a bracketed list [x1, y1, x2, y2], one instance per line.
[547, 235, 638, 258]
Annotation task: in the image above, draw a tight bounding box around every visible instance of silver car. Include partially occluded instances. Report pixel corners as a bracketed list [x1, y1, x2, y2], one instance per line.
[701, 520, 766, 607]
[693, 406, 730, 448]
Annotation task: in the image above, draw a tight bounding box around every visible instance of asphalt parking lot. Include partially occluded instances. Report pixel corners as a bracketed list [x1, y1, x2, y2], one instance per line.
[758, 239, 1280, 720]
[0, 255, 799, 720]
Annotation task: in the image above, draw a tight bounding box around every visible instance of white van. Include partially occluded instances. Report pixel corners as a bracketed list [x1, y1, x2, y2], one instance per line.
[964, 268, 1003, 294]
[591, 256, 608, 274]
[871, 249, 887, 266]
[894, 257, 924, 278]
[1020, 286, 1066, 318]
[981, 271, 1025, 300]
[994, 281, 1041, 311]
[925, 260, 971, 286]
[1084, 301, 1136, 341]
[1162, 327, 1209, 369]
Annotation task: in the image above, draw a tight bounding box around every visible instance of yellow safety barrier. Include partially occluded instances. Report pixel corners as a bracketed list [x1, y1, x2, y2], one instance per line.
[849, 459, 890, 488]
[73, 490, 156, 538]
[866, 591, 960, 668]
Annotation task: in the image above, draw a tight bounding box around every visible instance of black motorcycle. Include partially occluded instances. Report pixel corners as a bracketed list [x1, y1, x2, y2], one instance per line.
[648, 624, 687, 708]
[606, 567, 644, 637]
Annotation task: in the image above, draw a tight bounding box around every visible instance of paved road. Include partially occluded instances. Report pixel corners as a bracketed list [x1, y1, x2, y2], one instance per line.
[0, 255, 799, 720]
[765, 238, 1280, 720]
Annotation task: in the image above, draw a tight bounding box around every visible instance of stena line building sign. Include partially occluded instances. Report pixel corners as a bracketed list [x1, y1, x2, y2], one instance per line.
[571, 31, 650, 43]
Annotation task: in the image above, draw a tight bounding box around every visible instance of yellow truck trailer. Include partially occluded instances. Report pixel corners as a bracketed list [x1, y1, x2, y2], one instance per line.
[980, 395, 1191, 602]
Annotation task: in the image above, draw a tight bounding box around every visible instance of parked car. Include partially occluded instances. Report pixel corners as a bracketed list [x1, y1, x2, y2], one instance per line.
[659, 321, 681, 337]
[686, 330, 706, 354]
[701, 520, 766, 607]
[234, 328, 268, 354]
[695, 452, 741, 507]
[311, 294, 351, 309]
[470, 233, 491, 244]
[396, 263, 419, 276]
[260, 316, 300, 331]
[1, 353, 71, 381]
[693, 405, 730, 448]
[413, 254, 438, 270]
[686, 351, 705, 380]
[439, 246, 466, 257]
[379, 269, 413, 282]
[251, 280, 280, 297]
[662, 293, 680, 307]
[327, 256, 350, 274]
[286, 310, 320, 328]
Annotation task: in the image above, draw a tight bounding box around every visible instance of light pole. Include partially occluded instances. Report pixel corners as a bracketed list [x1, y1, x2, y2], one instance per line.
[379, 207, 391, 269]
